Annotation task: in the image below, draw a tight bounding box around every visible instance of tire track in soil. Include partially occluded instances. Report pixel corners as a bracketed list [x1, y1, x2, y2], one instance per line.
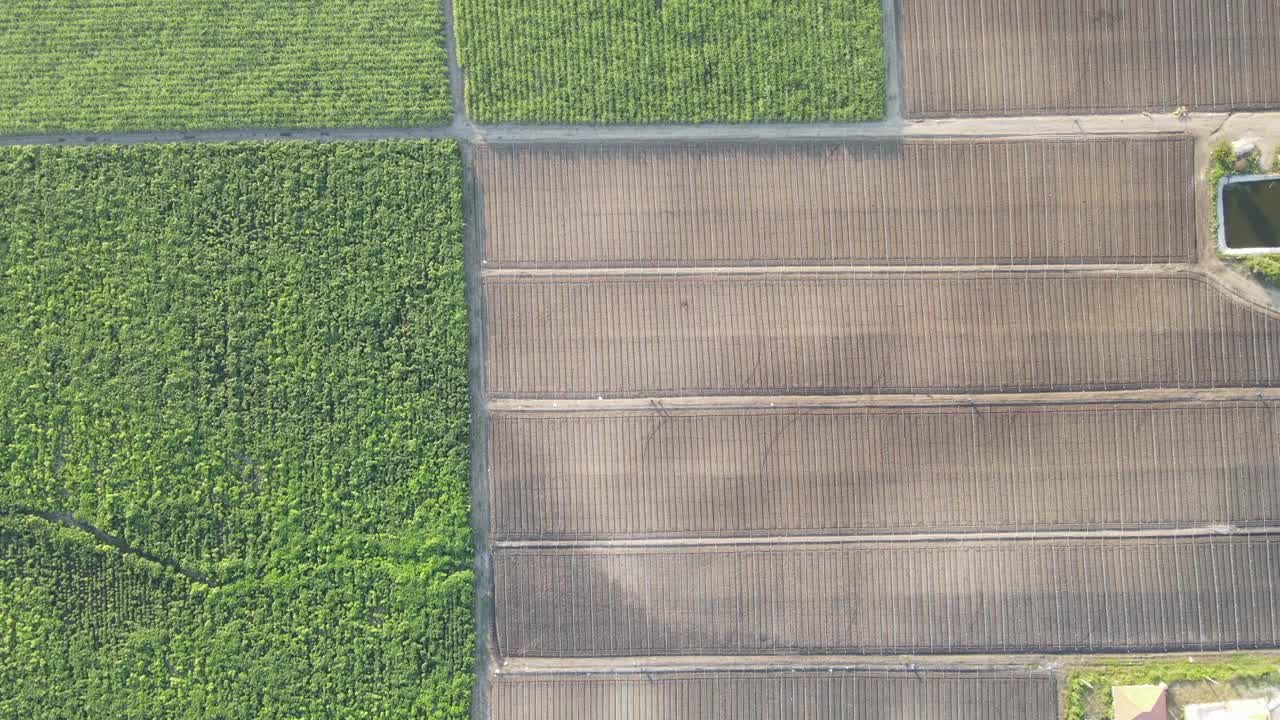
[10, 509, 216, 586]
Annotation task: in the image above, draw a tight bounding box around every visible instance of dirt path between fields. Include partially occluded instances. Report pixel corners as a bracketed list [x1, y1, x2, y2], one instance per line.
[460, 142, 497, 720]
[495, 525, 1280, 551]
[439, 6, 497, 719]
[488, 386, 1280, 413]
[500, 650, 1280, 676]
[4, 110, 1280, 149]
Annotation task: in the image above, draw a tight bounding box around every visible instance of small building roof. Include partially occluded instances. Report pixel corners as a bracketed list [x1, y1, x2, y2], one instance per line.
[1113, 684, 1168, 720]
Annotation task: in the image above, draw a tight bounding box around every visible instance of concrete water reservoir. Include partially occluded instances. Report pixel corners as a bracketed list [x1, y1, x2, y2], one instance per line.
[1219, 174, 1280, 254]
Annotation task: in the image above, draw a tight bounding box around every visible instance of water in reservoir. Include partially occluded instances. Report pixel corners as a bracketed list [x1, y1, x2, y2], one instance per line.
[1222, 177, 1280, 250]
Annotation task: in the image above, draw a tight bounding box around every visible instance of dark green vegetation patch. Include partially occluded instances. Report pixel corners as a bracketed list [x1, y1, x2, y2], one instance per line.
[455, 0, 886, 124]
[1, 1, 452, 133]
[0, 142, 473, 718]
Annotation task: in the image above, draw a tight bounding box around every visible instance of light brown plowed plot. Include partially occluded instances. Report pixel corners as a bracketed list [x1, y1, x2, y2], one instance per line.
[491, 669, 1059, 720]
[484, 272, 1280, 398]
[899, 0, 1280, 117]
[495, 536, 1280, 657]
[489, 401, 1280, 540]
[474, 138, 1195, 267]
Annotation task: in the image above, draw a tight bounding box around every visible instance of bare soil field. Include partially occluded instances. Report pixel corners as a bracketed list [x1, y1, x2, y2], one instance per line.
[488, 399, 1280, 540]
[490, 668, 1058, 720]
[472, 132, 1280, 716]
[494, 536, 1280, 657]
[475, 137, 1195, 267]
[898, 0, 1280, 117]
[484, 271, 1280, 398]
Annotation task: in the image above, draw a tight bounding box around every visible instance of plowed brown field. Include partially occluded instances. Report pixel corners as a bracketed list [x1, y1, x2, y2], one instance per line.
[899, 0, 1280, 117]
[475, 137, 1195, 267]
[495, 537, 1280, 657]
[485, 272, 1280, 398]
[489, 400, 1280, 540]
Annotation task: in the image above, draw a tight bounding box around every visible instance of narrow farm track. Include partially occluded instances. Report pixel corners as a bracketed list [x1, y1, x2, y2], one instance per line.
[5, 110, 1280, 149]
[499, 651, 1270, 675]
[444, 5, 497, 718]
[462, 143, 499, 720]
[496, 525, 1280, 551]
[440, 0, 471, 136]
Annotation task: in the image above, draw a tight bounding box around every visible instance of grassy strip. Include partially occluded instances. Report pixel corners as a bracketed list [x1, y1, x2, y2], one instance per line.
[0, 141, 472, 718]
[0, 1, 452, 133]
[455, 0, 886, 123]
[1066, 656, 1280, 720]
[1241, 255, 1280, 286]
[1211, 142, 1280, 288]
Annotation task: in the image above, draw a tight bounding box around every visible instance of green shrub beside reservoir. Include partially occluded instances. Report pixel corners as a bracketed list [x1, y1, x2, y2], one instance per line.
[0, 1, 452, 133]
[456, 0, 886, 123]
[0, 141, 473, 718]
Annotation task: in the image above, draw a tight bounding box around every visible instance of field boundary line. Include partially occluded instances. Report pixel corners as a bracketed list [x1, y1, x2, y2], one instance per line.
[480, 263, 1199, 278]
[492, 526, 1280, 551]
[443, 0, 493, 715]
[487, 388, 1280, 413]
[475, 111, 1279, 142]
[498, 650, 1280, 675]
[459, 146, 496, 720]
[4, 111, 1280, 148]
[495, 663, 1053, 677]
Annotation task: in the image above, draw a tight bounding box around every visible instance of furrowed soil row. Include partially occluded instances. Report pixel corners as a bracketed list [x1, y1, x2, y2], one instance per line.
[494, 536, 1280, 657]
[489, 669, 1058, 720]
[898, 0, 1280, 117]
[475, 137, 1195, 268]
[487, 400, 1280, 540]
[484, 272, 1280, 398]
